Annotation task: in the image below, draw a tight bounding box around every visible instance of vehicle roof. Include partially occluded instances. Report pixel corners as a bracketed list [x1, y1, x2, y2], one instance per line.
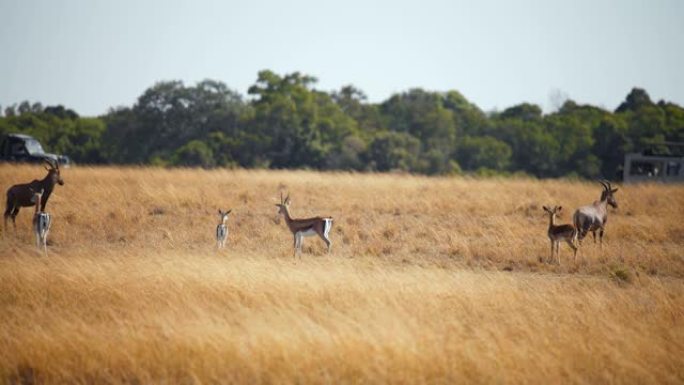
[626, 153, 684, 160]
[5, 133, 37, 140]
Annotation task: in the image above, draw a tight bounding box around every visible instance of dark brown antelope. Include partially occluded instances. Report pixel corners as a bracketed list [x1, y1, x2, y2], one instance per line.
[4, 159, 63, 232]
[573, 180, 618, 246]
[275, 193, 333, 257]
[543, 205, 578, 264]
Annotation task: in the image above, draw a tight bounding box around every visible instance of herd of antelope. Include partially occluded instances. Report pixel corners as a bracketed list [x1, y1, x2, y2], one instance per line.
[3, 161, 619, 263]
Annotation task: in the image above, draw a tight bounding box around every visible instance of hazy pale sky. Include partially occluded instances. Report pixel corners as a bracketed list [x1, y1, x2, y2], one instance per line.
[1, 0, 683, 116]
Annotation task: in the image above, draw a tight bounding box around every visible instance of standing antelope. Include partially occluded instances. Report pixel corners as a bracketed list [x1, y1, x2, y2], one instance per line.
[4, 159, 63, 233]
[216, 209, 231, 249]
[573, 180, 618, 246]
[31, 188, 52, 255]
[275, 193, 333, 257]
[543, 205, 578, 264]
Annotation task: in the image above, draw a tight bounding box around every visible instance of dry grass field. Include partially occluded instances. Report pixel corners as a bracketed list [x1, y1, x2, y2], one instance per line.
[1, 164, 683, 384]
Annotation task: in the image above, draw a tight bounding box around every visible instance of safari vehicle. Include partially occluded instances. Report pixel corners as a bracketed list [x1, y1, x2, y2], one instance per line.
[623, 152, 683, 183]
[623, 142, 684, 184]
[0, 133, 71, 167]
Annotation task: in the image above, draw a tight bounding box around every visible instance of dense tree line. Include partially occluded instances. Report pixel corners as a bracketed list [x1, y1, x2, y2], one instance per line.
[1, 70, 683, 180]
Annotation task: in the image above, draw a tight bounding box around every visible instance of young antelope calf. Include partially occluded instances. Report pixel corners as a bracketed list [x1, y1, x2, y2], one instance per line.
[543, 205, 578, 265]
[216, 209, 231, 249]
[31, 189, 52, 255]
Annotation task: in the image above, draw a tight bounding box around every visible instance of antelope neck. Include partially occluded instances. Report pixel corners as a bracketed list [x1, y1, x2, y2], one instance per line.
[594, 196, 609, 211]
[282, 205, 294, 224]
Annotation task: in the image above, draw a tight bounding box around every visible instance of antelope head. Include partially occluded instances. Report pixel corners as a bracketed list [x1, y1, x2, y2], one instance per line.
[543, 205, 562, 217]
[44, 159, 64, 186]
[599, 180, 618, 209]
[274, 192, 291, 224]
[218, 209, 232, 223]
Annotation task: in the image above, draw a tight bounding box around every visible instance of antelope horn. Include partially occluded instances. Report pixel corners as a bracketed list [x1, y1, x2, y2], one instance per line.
[598, 180, 609, 190]
[280, 192, 283, 204]
[602, 179, 612, 190]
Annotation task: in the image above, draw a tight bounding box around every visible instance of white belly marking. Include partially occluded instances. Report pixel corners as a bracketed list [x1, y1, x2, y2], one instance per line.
[297, 229, 317, 237]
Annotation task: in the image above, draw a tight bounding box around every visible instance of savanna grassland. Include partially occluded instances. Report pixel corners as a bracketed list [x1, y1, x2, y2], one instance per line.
[1, 164, 683, 384]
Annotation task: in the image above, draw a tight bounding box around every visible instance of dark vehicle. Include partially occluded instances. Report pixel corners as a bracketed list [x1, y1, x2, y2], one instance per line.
[0, 133, 71, 166]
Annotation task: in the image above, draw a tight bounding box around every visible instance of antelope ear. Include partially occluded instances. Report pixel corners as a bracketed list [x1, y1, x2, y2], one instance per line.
[557, 206, 562, 211]
[611, 188, 618, 193]
[226, 210, 232, 214]
[542, 206, 548, 211]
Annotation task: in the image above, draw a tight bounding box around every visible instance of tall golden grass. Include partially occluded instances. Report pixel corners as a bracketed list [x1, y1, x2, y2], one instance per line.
[1, 164, 683, 384]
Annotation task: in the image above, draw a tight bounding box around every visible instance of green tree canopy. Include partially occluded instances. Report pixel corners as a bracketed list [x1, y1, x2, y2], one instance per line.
[2, 72, 683, 180]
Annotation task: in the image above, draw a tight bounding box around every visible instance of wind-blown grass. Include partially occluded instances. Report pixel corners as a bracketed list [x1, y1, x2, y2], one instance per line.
[1, 165, 683, 384]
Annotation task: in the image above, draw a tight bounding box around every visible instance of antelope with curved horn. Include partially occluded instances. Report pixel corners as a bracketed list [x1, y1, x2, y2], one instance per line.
[573, 180, 619, 246]
[275, 193, 333, 257]
[543, 205, 578, 264]
[4, 159, 63, 233]
[216, 209, 232, 249]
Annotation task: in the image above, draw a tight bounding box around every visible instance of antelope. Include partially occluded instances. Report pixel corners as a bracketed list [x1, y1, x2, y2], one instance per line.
[275, 193, 333, 257]
[573, 180, 618, 246]
[30, 188, 52, 254]
[543, 205, 578, 264]
[4, 159, 63, 233]
[216, 209, 231, 249]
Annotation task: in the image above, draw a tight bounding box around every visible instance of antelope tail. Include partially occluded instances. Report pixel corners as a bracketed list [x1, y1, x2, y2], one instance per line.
[323, 218, 333, 239]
